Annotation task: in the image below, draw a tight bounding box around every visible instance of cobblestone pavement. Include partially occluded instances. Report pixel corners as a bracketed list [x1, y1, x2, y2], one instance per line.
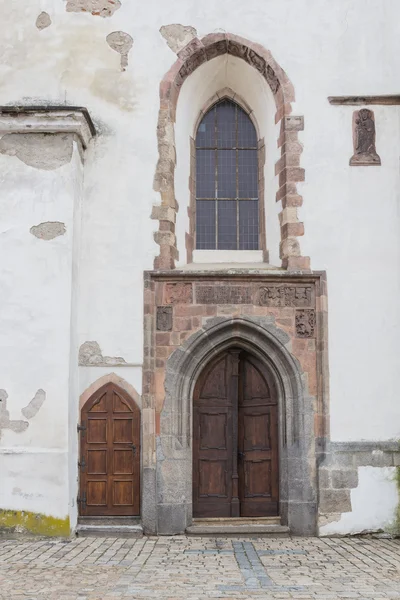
[1, 535, 400, 599]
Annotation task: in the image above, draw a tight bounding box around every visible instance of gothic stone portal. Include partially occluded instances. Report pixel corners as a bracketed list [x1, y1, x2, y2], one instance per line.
[193, 349, 279, 518]
[143, 272, 327, 536]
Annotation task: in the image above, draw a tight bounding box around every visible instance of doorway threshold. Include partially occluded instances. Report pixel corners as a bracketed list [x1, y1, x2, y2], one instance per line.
[186, 517, 289, 537]
[76, 516, 143, 538]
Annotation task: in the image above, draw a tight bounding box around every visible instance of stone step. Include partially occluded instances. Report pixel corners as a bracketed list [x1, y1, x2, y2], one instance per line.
[186, 519, 290, 537]
[76, 517, 143, 538]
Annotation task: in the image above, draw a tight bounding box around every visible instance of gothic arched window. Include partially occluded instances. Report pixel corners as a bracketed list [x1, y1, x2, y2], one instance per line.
[195, 99, 259, 250]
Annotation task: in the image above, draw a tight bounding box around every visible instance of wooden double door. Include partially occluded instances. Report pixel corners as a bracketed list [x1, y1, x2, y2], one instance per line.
[79, 383, 140, 516]
[193, 350, 279, 518]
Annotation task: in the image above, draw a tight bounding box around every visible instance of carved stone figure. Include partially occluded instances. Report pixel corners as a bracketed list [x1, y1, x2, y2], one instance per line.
[156, 306, 173, 331]
[295, 309, 316, 338]
[350, 109, 381, 166]
[164, 282, 193, 305]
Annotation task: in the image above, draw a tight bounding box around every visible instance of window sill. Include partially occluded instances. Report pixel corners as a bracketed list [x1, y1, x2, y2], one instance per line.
[192, 250, 264, 264]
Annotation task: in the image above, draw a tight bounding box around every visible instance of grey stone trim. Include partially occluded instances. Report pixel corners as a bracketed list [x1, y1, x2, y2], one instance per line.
[158, 316, 318, 536]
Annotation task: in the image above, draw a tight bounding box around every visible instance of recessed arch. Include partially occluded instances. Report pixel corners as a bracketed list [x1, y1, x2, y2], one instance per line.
[151, 32, 309, 271]
[79, 372, 141, 412]
[155, 316, 317, 535]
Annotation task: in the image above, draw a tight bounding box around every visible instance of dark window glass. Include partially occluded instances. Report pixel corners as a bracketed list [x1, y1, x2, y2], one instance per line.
[217, 150, 236, 198]
[196, 200, 216, 249]
[196, 150, 215, 198]
[195, 99, 259, 250]
[238, 150, 258, 198]
[218, 200, 237, 250]
[239, 200, 259, 250]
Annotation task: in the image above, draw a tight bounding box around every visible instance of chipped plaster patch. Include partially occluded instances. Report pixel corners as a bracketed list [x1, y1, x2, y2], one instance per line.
[0, 134, 74, 170]
[65, 0, 121, 17]
[36, 12, 52, 30]
[21, 389, 46, 419]
[79, 341, 130, 366]
[0, 390, 29, 439]
[106, 31, 133, 70]
[159, 24, 197, 54]
[30, 222, 66, 241]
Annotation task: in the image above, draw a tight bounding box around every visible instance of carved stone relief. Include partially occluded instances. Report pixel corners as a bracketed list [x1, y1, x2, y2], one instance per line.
[164, 283, 193, 304]
[350, 109, 381, 166]
[157, 306, 173, 331]
[196, 286, 251, 305]
[295, 309, 316, 338]
[258, 286, 314, 308]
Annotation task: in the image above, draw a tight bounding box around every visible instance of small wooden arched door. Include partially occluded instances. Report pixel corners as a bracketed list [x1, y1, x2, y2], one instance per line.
[79, 383, 140, 516]
[193, 349, 278, 518]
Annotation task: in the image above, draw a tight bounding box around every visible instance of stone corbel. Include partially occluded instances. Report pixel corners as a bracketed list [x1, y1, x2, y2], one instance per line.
[0, 106, 96, 149]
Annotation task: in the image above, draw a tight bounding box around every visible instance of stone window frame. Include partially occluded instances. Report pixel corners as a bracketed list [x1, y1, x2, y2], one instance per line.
[151, 33, 309, 271]
[187, 88, 267, 263]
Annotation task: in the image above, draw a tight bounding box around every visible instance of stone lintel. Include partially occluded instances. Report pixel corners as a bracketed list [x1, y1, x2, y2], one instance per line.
[328, 95, 400, 106]
[0, 106, 96, 149]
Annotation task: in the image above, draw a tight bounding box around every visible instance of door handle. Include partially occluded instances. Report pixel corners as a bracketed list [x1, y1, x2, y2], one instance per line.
[130, 444, 137, 456]
[238, 451, 245, 460]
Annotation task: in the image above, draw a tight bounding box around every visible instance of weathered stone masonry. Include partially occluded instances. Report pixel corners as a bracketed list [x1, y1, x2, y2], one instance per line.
[142, 270, 329, 535]
[151, 33, 308, 271]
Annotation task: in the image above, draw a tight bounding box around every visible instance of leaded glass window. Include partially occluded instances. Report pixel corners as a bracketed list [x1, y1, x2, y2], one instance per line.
[195, 100, 259, 250]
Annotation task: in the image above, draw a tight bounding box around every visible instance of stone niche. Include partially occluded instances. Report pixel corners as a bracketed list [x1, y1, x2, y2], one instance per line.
[142, 270, 329, 536]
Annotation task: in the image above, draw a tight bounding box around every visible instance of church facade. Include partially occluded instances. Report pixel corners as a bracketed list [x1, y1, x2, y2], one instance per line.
[1, 1, 400, 537]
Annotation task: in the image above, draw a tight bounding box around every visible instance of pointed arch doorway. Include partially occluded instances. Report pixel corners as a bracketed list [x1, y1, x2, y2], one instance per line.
[193, 348, 279, 518]
[79, 382, 140, 516]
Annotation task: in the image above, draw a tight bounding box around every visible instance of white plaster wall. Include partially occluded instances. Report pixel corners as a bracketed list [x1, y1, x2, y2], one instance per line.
[0, 0, 400, 530]
[0, 143, 82, 520]
[320, 467, 399, 536]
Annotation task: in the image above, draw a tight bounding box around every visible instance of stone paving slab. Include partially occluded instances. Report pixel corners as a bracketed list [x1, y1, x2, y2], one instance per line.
[0, 535, 400, 599]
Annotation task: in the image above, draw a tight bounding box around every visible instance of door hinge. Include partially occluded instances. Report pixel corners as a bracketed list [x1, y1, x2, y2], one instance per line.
[77, 492, 87, 507]
[78, 457, 86, 470]
[77, 423, 86, 434]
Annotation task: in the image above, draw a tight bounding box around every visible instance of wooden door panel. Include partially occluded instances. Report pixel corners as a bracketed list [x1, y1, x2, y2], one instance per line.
[87, 418, 107, 444]
[244, 459, 272, 497]
[239, 355, 279, 517]
[87, 449, 107, 475]
[87, 481, 107, 506]
[193, 354, 234, 518]
[199, 412, 228, 450]
[199, 459, 228, 497]
[193, 350, 279, 519]
[79, 383, 140, 516]
[113, 481, 134, 505]
[113, 449, 133, 474]
[243, 411, 272, 451]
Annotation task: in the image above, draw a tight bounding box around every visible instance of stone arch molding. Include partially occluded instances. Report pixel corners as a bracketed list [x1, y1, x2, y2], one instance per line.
[79, 373, 141, 411]
[151, 32, 309, 271]
[155, 316, 317, 536]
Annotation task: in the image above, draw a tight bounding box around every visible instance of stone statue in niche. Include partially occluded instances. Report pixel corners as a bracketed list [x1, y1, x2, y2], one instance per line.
[350, 108, 381, 166]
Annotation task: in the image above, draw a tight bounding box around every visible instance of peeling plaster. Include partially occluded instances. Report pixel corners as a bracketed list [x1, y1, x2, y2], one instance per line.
[106, 31, 133, 70]
[0, 390, 28, 438]
[159, 24, 197, 54]
[30, 222, 66, 241]
[36, 12, 52, 30]
[65, 0, 121, 17]
[0, 133, 74, 170]
[21, 389, 46, 419]
[79, 341, 131, 366]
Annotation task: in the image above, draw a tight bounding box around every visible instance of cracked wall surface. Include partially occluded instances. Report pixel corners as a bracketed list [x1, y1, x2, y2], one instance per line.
[79, 341, 131, 366]
[106, 31, 133, 70]
[30, 222, 66, 240]
[0, 388, 46, 440]
[159, 24, 197, 54]
[36, 12, 51, 30]
[65, 0, 121, 17]
[0, 134, 74, 170]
